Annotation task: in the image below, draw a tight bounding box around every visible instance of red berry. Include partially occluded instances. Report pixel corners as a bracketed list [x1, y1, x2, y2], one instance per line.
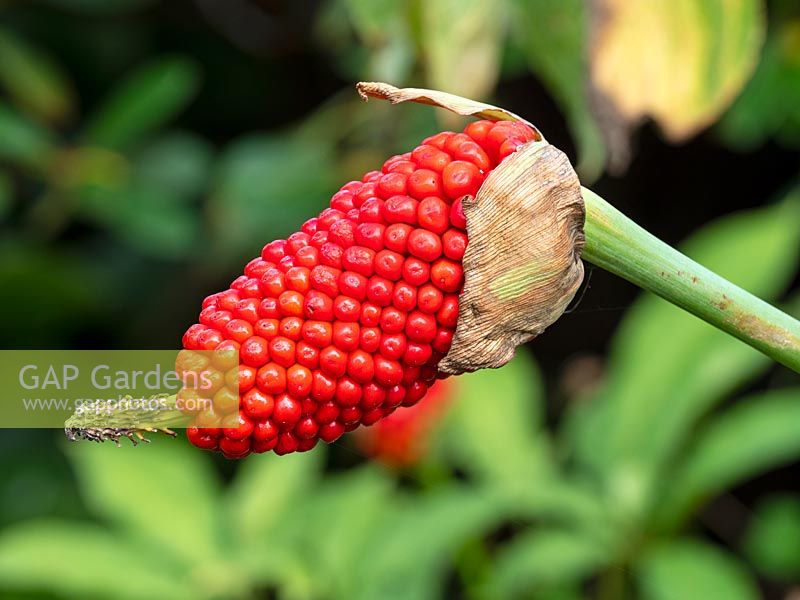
[334, 295, 361, 321]
[377, 172, 408, 198]
[304, 290, 334, 321]
[431, 259, 464, 293]
[319, 420, 345, 443]
[320, 346, 348, 377]
[382, 195, 418, 224]
[339, 271, 368, 301]
[384, 223, 413, 253]
[442, 160, 482, 200]
[311, 371, 336, 402]
[241, 336, 269, 367]
[310, 265, 341, 297]
[302, 320, 333, 347]
[242, 388, 274, 419]
[295, 417, 319, 440]
[442, 229, 467, 260]
[274, 431, 300, 455]
[347, 350, 375, 383]
[417, 284, 443, 313]
[257, 363, 286, 395]
[273, 394, 302, 429]
[411, 146, 450, 172]
[406, 311, 437, 343]
[374, 249, 404, 281]
[393, 281, 417, 312]
[408, 229, 443, 262]
[269, 336, 296, 368]
[286, 364, 312, 398]
[417, 197, 450, 234]
[403, 257, 430, 286]
[366, 276, 394, 306]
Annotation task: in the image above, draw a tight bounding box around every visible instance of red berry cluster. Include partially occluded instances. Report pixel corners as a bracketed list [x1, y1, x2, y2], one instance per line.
[355, 378, 455, 468]
[182, 120, 538, 458]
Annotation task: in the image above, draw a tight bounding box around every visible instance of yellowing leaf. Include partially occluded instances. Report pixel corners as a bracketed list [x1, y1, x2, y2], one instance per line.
[591, 0, 765, 141]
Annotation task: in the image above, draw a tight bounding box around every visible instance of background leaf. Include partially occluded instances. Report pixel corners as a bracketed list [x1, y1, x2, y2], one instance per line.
[719, 14, 800, 149]
[353, 487, 503, 600]
[77, 183, 200, 259]
[227, 448, 323, 547]
[0, 521, 188, 600]
[437, 351, 550, 487]
[0, 28, 74, 125]
[421, 0, 505, 113]
[67, 438, 220, 565]
[0, 101, 56, 171]
[488, 528, 610, 598]
[657, 388, 800, 526]
[637, 540, 760, 600]
[508, 0, 606, 180]
[134, 132, 214, 200]
[209, 134, 335, 257]
[83, 58, 201, 150]
[743, 494, 800, 580]
[285, 467, 395, 599]
[591, 0, 765, 141]
[340, 0, 413, 82]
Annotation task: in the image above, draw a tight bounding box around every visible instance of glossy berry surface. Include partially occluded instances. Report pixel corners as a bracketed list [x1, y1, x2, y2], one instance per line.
[182, 120, 537, 458]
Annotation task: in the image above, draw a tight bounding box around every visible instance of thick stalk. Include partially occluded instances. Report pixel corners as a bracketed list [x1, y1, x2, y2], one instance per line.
[581, 187, 800, 373]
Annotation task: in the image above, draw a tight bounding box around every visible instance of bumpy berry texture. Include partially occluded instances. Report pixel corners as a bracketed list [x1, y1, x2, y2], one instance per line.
[355, 378, 454, 467]
[182, 120, 538, 458]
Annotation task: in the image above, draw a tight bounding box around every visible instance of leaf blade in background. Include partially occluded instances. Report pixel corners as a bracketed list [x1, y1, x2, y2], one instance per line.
[77, 182, 201, 260]
[0, 101, 57, 171]
[591, 0, 765, 142]
[0, 28, 75, 125]
[657, 388, 800, 527]
[135, 132, 214, 200]
[508, 0, 606, 180]
[0, 521, 189, 600]
[209, 134, 335, 257]
[437, 350, 550, 487]
[719, 16, 800, 150]
[743, 495, 800, 580]
[340, 0, 414, 82]
[67, 437, 221, 565]
[83, 57, 201, 150]
[637, 539, 760, 600]
[352, 487, 504, 600]
[227, 448, 324, 548]
[281, 466, 395, 599]
[487, 528, 610, 598]
[569, 194, 800, 518]
[420, 0, 505, 120]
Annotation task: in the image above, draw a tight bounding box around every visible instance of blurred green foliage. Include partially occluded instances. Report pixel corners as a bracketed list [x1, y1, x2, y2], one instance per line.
[0, 0, 798, 599]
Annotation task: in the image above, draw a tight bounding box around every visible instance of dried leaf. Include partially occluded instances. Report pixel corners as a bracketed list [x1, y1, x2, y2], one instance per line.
[441, 142, 585, 373]
[356, 81, 544, 140]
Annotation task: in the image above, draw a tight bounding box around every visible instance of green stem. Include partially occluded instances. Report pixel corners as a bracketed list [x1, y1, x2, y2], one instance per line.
[582, 187, 800, 374]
